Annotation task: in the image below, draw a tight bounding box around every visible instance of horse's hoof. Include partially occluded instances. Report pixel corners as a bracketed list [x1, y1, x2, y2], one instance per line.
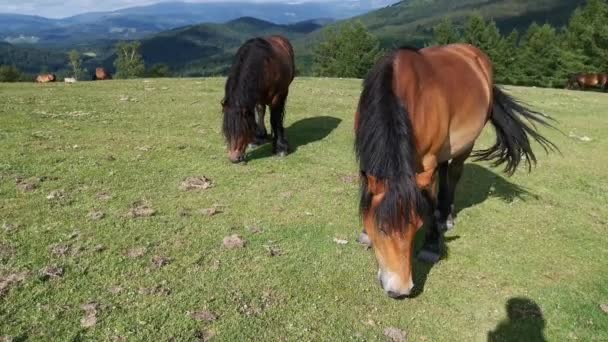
[418, 249, 441, 264]
[438, 215, 455, 232]
[357, 232, 372, 248]
[276, 151, 288, 158]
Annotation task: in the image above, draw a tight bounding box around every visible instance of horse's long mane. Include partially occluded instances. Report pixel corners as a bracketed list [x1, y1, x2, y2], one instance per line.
[355, 50, 425, 233]
[222, 38, 273, 144]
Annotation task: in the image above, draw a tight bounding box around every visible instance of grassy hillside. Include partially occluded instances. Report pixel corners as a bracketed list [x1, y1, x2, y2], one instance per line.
[356, 0, 585, 46]
[0, 78, 607, 340]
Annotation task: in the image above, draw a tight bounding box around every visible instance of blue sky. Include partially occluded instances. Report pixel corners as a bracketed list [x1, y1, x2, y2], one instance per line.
[1, 0, 388, 19]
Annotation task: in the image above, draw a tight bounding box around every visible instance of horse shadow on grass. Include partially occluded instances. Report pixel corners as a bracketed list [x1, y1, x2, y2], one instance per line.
[488, 297, 547, 342]
[411, 164, 537, 297]
[247, 116, 342, 161]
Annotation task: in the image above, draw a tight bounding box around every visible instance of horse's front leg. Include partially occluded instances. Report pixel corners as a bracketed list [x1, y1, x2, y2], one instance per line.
[251, 104, 269, 147]
[270, 92, 290, 157]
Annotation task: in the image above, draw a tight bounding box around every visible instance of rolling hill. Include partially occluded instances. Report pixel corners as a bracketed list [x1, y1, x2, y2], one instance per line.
[0, 1, 396, 46]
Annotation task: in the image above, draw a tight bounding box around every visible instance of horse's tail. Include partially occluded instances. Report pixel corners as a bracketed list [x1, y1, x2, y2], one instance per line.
[222, 38, 272, 143]
[355, 51, 425, 230]
[473, 86, 557, 175]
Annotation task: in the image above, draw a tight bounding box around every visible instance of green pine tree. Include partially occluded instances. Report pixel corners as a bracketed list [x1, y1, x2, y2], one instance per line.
[313, 22, 384, 78]
[432, 19, 460, 45]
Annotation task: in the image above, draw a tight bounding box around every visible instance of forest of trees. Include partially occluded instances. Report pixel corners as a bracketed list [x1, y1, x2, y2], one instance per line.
[314, 0, 608, 88]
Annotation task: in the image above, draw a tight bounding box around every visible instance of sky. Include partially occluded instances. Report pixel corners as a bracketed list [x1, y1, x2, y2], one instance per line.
[0, 0, 375, 19]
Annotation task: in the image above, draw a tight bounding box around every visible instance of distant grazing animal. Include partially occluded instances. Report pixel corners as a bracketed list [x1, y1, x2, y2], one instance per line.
[93, 67, 112, 80]
[355, 44, 557, 299]
[35, 73, 56, 83]
[566, 73, 608, 91]
[221, 35, 295, 163]
[64, 77, 77, 83]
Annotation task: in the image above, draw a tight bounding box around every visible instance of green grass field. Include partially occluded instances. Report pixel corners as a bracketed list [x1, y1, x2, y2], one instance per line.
[1, 78, 607, 341]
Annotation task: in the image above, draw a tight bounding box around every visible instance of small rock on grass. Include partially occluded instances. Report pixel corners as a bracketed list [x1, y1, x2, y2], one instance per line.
[46, 190, 65, 200]
[600, 303, 608, 314]
[384, 327, 408, 342]
[88, 211, 105, 221]
[333, 237, 348, 245]
[223, 235, 245, 249]
[190, 310, 217, 322]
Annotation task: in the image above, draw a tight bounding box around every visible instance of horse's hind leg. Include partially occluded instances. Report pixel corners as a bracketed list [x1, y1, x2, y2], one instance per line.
[251, 104, 268, 147]
[436, 148, 471, 232]
[270, 92, 290, 157]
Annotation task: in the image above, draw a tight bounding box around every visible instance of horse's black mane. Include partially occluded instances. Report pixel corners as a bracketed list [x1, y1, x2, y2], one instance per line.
[355, 50, 425, 233]
[222, 37, 273, 143]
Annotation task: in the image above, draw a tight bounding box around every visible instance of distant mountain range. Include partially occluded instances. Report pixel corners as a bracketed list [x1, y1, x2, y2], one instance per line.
[0, 0, 589, 78]
[0, 1, 396, 45]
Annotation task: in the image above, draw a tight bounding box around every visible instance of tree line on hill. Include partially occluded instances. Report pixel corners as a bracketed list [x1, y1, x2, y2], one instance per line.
[313, 0, 608, 88]
[2, 0, 608, 88]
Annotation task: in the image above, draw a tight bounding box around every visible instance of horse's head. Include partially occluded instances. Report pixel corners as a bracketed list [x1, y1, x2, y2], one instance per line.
[222, 101, 255, 163]
[361, 174, 424, 298]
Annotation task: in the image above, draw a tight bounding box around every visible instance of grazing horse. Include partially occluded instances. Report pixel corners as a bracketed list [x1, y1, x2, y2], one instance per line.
[222, 35, 295, 163]
[94, 67, 112, 80]
[35, 73, 56, 83]
[566, 73, 608, 91]
[355, 44, 556, 298]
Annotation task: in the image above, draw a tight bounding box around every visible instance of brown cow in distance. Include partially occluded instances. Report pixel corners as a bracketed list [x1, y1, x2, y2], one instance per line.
[94, 67, 112, 80]
[35, 73, 56, 83]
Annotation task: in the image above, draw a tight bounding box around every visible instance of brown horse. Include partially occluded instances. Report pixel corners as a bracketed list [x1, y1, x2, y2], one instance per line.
[35, 73, 56, 83]
[566, 73, 608, 90]
[94, 67, 112, 80]
[222, 35, 295, 163]
[355, 44, 556, 298]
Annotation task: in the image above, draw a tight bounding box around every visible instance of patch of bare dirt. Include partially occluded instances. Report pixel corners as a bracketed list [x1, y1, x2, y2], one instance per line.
[46, 190, 65, 200]
[80, 302, 99, 328]
[94, 244, 106, 253]
[340, 173, 359, 184]
[200, 206, 221, 217]
[109, 286, 123, 294]
[2, 222, 21, 232]
[16, 177, 41, 192]
[151, 255, 170, 268]
[189, 310, 217, 322]
[39, 265, 64, 280]
[88, 211, 105, 221]
[180, 176, 213, 191]
[600, 303, 608, 314]
[263, 242, 282, 257]
[96, 192, 112, 201]
[125, 247, 146, 259]
[49, 244, 70, 257]
[139, 284, 171, 296]
[0, 271, 28, 297]
[194, 329, 215, 341]
[0, 243, 14, 260]
[384, 327, 408, 342]
[246, 225, 263, 234]
[126, 201, 156, 218]
[223, 235, 245, 249]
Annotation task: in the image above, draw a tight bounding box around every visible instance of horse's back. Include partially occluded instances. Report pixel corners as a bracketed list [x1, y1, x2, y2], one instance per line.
[395, 44, 493, 162]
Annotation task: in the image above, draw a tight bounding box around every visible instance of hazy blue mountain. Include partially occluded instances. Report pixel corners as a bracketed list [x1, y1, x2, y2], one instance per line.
[0, 1, 395, 45]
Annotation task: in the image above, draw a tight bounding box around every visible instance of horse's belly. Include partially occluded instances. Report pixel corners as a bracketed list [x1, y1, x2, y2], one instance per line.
[438, 121, 485, 162]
